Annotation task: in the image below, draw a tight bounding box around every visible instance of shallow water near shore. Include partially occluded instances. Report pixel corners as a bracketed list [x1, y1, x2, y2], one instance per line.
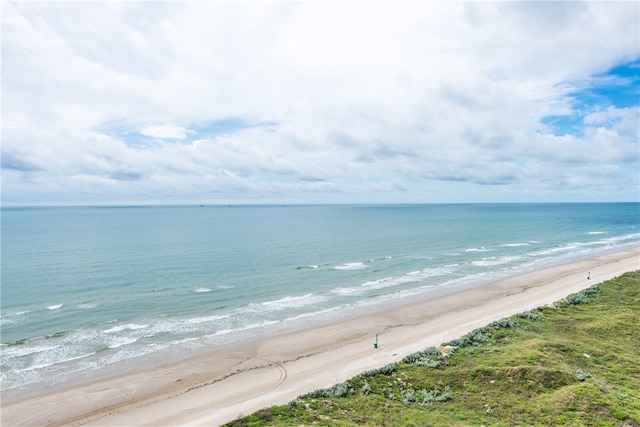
[1, 203, 638, 399]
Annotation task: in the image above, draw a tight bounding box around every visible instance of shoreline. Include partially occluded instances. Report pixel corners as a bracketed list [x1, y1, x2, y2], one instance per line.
[2, 247, 638, 426]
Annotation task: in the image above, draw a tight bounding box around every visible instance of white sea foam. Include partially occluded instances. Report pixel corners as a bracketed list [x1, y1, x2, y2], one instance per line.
[593, 232, 640, 246]
[521, 235, 640, 264]
[107, 337, 139, 349]
[19, 352, 96, 372]
[104, 323, 150, 333]
[331, 286, 361, 296]
[2, 344, 61, 358]
[0, 311, 29, 325]
[180, 313, 231, 325]
[360, 276, 399, 290]
[501, 242, 530, 247]
[472, 259, 498, 267]
[472, 255, 522, 267]
[527, 243, 581, 257]
[334, 262, 367, 270]
[255, 294, 327, 311]
[588, 231, 606, 235]
[9, 310, 31, 317]
[194, 287, 213, 293]
[47, 304, 63, 310]
[331, 266, 455, 296]
[0, 317, 15, 326]
[465, 247, 490, 252]
[211, 320, 280, 337]
[166, 337, 200, 346]
[283, 306, 342, 322]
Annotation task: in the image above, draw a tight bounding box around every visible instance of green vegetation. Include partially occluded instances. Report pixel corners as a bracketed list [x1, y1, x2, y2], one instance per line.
[225, 272, 640, 426]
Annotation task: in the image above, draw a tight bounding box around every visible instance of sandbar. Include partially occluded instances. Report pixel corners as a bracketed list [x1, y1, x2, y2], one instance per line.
[2, 247, 638, 426]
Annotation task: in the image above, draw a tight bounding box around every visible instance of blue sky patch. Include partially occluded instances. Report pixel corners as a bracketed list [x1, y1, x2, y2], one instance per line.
[576, 59, 639, 109]
[191, 118, 279, 139]
[542, 59, 639, 136]
[98, 119, 153, 147]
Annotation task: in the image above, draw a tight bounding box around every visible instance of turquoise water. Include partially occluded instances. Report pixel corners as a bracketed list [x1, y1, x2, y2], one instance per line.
[1, 203, 639, 398]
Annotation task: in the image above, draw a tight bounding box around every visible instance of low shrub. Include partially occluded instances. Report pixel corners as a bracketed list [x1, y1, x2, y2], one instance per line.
[301, 381, 350, 399]
[362, 362, 398, 377]
[515, 310, 542, 321]
[583, 283, 600, 295]
[402, 390, 417, 405]
[362, 383, 372, 395]
[575, 369, 592, 381]
[402, 346, 447, 368]
[566, 283, 601, 305]
[400, 386, 453, 406]
[566, 292, 590, 305]
[443, 327, 491, 349]
[489, 318, 519, 329]
[416, 358, 445, 368]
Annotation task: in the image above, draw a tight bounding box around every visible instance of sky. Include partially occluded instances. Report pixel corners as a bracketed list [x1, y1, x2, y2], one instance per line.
[2, 1, 639, 206]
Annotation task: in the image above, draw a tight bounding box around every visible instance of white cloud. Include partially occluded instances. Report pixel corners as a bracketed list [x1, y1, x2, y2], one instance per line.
[2, 1, 638, 205]
[584, 106, 639, 138]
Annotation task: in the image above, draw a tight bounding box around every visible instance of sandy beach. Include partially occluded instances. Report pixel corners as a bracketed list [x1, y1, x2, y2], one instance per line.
[2, 247, 638, 427]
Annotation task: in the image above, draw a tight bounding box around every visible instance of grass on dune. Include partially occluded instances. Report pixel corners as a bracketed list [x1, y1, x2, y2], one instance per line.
[225, 271, 640, 426]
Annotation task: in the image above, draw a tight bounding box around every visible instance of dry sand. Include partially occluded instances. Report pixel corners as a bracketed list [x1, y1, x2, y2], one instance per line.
[2, 247, 638, 427]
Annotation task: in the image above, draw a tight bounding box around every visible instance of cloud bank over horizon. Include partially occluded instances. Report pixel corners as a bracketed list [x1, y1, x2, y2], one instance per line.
[2, 1, 639, 205]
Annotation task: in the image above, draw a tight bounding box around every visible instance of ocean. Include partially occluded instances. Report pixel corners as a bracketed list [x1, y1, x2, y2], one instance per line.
[1, 203, 639, 400]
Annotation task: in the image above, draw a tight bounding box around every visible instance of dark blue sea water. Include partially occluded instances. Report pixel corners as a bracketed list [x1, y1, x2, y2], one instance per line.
[2, 203, 639, 398]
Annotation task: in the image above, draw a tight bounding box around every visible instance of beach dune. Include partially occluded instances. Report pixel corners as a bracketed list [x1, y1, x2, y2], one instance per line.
[2, 247, 638, 427]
